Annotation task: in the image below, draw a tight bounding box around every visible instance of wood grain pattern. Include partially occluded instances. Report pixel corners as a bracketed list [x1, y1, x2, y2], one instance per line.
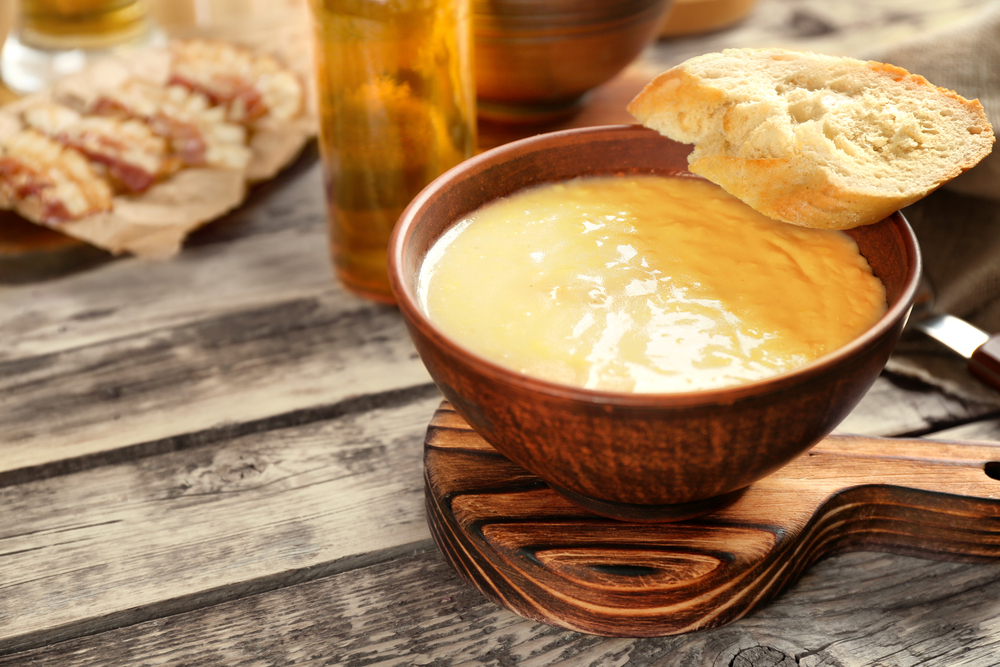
[0, 392, 440, 655]
[0, 156, 434, 479]
[426, 401, 1000, 637]
[3, 543, 1000, 666]
[1, 0, 998, 664]
[0, 353, 991, 656]
[0, 153, 324, 361]
[0, 287, 430, 478]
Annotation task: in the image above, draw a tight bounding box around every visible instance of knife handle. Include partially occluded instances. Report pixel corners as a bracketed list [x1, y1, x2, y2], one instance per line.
[970, 334, 1000, 392]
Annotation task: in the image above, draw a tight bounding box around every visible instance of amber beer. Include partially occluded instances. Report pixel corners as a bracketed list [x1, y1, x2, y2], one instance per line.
[310, 0, 476, 304]
[17, 0, 151, 50]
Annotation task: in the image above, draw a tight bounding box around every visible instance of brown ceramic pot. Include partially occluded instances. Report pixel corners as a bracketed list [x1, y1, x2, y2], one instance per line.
[389, 125, 921, 522]
[473, 0, 674, 123]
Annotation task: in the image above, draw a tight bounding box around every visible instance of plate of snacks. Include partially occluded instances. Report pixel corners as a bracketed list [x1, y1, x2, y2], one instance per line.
[0, 37, 316, 260]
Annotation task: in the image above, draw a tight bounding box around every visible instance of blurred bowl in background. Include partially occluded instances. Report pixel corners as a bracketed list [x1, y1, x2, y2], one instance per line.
[473, 0, 674, 123]
[657, 0, 756, 37]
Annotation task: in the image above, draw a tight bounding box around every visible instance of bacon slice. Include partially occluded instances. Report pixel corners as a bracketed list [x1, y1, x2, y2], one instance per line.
[0, 129, 113, 224]
[22, 101, 174, 194]
[89, 80, 251, 172]
[167, 39, 304, 125]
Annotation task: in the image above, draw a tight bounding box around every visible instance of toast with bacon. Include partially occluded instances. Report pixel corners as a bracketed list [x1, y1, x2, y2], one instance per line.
[0, 39, 315, 258]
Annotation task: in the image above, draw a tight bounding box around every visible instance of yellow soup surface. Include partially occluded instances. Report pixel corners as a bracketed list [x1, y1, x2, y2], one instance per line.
[417, 175, 887, 393]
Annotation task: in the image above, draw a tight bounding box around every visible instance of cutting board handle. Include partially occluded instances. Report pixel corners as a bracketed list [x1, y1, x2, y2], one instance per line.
[424, 401, 1000, 637]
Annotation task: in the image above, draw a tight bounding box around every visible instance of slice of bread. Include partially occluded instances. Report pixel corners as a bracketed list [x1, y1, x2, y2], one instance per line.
[628, 48, 995, 229]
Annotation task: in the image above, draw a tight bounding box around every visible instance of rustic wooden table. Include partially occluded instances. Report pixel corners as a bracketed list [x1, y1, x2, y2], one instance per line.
[3, 0, 1000, 665]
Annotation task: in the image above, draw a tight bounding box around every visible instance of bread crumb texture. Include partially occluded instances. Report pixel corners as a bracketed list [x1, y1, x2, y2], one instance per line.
[628, 48, 995, 229]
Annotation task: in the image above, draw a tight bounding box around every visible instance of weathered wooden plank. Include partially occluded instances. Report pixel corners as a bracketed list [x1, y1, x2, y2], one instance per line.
[3, 306, 993, 490]
[0, 391, 441, 654]
[0, 0, 993, 478]
[3, 337, 990, 486]
[3, 547, 998, 666]
[0, 152, 328, 362]
[5, 371, 989, 658]
[0, 3, 994, 666]
[0, 148, 439, 477]
[9, 227, 990, 481]
[0, 291, 432, 476]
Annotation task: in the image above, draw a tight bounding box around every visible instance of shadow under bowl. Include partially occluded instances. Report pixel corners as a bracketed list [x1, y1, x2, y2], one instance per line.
[473, 0, 674, 123]
[389, 124, 921, 522]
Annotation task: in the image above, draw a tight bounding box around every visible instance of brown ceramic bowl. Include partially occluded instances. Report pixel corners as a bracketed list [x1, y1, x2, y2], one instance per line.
[473, 0, 673, 123]
[389, 125, 921, 522]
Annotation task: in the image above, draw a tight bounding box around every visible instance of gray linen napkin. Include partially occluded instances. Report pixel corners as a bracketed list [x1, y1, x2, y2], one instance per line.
[865, 3, 1000, 406]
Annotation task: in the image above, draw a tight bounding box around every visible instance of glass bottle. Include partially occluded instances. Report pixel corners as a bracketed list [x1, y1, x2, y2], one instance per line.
[310, 0, 477, 304]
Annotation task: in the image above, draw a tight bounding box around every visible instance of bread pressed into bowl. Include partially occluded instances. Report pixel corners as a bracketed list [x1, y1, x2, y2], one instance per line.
[628, 48, 995, 230]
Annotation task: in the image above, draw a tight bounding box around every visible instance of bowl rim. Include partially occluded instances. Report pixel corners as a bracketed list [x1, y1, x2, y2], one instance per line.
[388, 124, 922, 408]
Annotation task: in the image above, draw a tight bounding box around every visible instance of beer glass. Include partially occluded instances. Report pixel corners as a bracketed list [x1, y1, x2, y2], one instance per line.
[309, 0, 477, 304]
[1, 0, 161, 94]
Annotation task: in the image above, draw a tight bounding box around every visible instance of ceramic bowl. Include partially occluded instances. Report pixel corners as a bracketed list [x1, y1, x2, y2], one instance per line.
[473, 0, 673, 123]
[389, 125, 921, 522]
[657, 0, 757, 37]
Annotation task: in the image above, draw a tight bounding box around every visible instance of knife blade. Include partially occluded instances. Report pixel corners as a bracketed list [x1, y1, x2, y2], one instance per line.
[913, 314, 1000, 392]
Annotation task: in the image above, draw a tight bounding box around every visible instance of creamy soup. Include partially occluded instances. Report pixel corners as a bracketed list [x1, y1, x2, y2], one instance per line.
[417, 175, 887, 393]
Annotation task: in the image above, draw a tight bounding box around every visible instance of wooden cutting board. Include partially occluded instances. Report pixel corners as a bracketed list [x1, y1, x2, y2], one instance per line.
[424, 400, 1000, 637]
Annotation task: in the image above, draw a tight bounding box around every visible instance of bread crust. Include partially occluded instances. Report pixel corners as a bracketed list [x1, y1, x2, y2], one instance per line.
[628, 48, 995, 229]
